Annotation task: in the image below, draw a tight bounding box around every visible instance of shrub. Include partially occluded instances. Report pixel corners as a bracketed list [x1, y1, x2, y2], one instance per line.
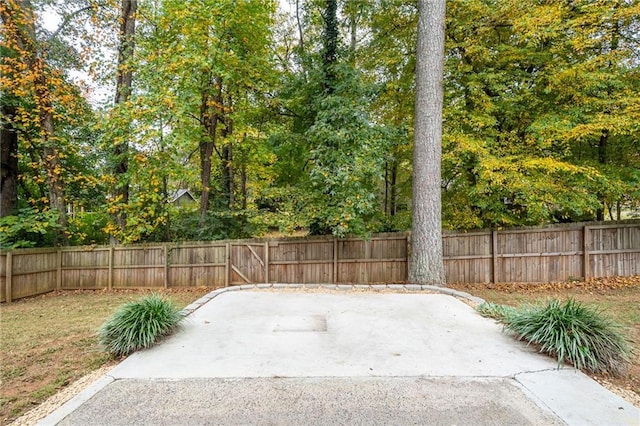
[504, 299, 630, 376]
[0, 208, 61, 249]
[99, 294, 183, 357]
[477, 302, 517, 322]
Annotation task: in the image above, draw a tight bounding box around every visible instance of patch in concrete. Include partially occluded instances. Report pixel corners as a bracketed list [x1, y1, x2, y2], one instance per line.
[272, 315, 328, 332]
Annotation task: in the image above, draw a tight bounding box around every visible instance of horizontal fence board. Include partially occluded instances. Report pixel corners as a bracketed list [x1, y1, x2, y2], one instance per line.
[2, 221, 638, 301]
[589, 248, 640, 255]
[496, 251, 583, 259]
[445, 254, 493, 260]
[339, 258, 405, 264]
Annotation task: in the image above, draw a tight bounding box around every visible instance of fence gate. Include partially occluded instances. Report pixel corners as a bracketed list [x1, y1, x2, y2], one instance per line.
[230, 243, 267, 284]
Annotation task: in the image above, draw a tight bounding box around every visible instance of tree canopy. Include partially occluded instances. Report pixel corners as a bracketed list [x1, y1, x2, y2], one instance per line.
[1, 0, 639, 249]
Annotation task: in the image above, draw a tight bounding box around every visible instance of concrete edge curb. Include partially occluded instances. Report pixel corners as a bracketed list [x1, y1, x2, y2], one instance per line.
[179, 283, 488, 318]
[36, 375, 115, 426]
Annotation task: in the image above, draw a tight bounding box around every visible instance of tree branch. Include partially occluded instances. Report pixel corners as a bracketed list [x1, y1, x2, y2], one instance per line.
[47, 5, 96, 43]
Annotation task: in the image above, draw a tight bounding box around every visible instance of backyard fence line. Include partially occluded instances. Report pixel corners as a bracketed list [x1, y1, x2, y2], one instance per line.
[1, 221, 639, 302]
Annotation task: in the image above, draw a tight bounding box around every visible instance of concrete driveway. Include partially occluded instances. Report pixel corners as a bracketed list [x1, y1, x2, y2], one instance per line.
[40, 286, 639, 425]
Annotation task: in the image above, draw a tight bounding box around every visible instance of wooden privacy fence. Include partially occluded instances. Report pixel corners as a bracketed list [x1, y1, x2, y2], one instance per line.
[1, 221, 639, 302]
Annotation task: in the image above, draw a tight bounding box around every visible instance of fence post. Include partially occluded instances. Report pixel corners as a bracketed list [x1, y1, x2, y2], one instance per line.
[225, 243, 230, 287]
[264, 241, 269, 284]
[108, 246, 114, 290]
[163, 244, 169, 289]
[491, 230, 498, 284]
[583, 226, 590, 280]
[56, 249, 62, 291]
[6, 252, 13, 303]
[333, 238, 338, 283]
[406, 232, 411, 282]
[364, 239, 371, 283]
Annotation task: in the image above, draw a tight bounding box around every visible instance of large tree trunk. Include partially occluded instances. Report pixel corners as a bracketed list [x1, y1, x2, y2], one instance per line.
[220, 110, 235, 209]
[115, 0, 136, 105]
[34, 57, 68, 243]
[384, 159, 398, 218]
[240, 162, 247, 210]
[10, 0, 68, 243]
[199, 136, 214, 223]
[199, 76, 223, 223]
[409, 0, 446, 286]
[295, 0, 304, 53]
[322, 0, 338, 95]
[1, 1, 68, 234]
[221, 143, 234, 209]
[596, 129, 608, 221]
[112, 0, 137, 235]
[1, 104, 19, 217]
[389, 159, 397, 217]
[199, 118, 216, 223]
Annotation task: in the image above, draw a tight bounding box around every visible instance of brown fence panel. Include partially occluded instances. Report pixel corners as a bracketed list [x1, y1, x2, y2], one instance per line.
[169, 244, 227, 287]
[9, 249, 58, 299]
[443, 232, 491, 284]
[2, 222, 639, 302]
[112, 246, 165, 288]
[337, 239, 367, 283]
[496, 227, 584, 283]
[590, 225, 640, 277]
[61, 248, 110, 290]
[338, 236, 407, 283]
[269, 240, 333, 284]
[368, 237, 408, 283]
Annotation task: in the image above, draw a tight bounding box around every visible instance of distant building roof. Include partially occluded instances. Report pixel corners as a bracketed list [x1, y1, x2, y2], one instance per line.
[169, 189, 196, 203]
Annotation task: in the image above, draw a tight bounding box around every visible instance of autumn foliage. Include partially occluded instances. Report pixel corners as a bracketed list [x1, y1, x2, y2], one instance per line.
[1, 0, 639, 248]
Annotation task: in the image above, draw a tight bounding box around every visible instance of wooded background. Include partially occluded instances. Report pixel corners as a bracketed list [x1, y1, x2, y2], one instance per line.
[2, 0, 639, 250]
[3, 221, 638, 302]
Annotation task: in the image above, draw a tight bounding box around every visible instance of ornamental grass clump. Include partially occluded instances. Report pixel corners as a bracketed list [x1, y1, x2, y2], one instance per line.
[99, 293, 183, 357]
[477, 302, 517, 322]
[505, 298, 630, 376]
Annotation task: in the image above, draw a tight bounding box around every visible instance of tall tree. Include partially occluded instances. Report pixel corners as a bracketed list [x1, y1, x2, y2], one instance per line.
[409, 0, 446, 285]
[321, 0, 337, 94]
[111, 0, 137, 235]
[0, 102, 18, 217]
[115, 0, 277, 235]
[1, 0, 68, 242]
